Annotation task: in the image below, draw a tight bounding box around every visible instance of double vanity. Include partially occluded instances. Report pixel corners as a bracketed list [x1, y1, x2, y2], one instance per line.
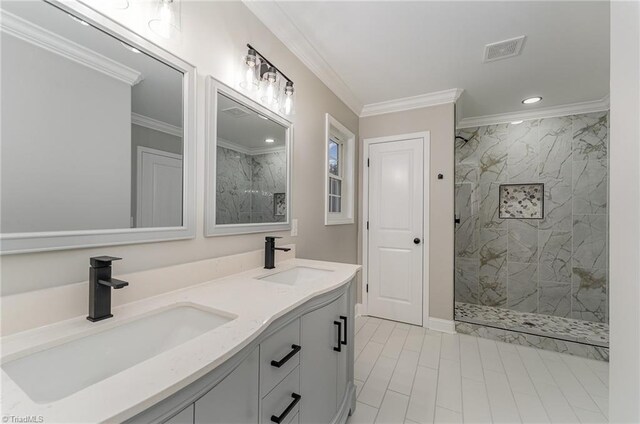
[1, 258, 360, 423]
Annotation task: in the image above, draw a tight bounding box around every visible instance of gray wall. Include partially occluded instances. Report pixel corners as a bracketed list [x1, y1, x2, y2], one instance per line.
[454, 112, 609, 323]
[0, 1, 359, 295]
[359, 103, 456, 321]
[1, 33, 131, 233]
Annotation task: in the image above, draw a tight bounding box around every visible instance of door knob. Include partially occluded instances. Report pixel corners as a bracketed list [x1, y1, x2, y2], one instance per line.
[414, 238, 421, 244]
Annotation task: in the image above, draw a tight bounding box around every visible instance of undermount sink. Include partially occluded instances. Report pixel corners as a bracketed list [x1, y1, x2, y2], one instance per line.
[2, 305, 235, 403]
[259, 266, 334, 285]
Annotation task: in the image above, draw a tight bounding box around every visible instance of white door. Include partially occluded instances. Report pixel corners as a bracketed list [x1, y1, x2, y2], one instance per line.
[367, 137, 424, 325]
[137, 147, 183, 227]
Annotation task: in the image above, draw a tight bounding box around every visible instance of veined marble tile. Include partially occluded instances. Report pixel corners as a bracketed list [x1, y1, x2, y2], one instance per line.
[478, 229, 507, 289]
[573, 112, 608, 161]
[507, 262, 538, 313]
[478, 135, 509, 184]
[455, 258, 479, 304]
[573, 215, 607, 269]
[478, 182, 505, 230]
[538, 281, 571, 318]
[539, 179, 572, 231]
[508, 219, 538, 263]
[507, 120, 539, 181]
[539, 116, 573, 180]
[455, 163, 478, 183]
[573, 159, 608, 215]
[455, 184, 478, 258]
[572, 268, 607, 323]
[479, 276, 507, 308]
[538, 230, 572, 283]
[456, 127, 481, 164]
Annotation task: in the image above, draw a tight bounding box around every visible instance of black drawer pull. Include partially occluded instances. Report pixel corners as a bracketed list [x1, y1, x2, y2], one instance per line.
[270, 393, 301, 423]
[340, 315, 348, 345]
[270, 344, 301, 368]
[333, 321, 342, 352]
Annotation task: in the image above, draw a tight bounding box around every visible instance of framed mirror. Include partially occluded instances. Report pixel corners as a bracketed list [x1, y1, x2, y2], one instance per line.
[0, 0, 196, 254]
[205, 77, 292, 236]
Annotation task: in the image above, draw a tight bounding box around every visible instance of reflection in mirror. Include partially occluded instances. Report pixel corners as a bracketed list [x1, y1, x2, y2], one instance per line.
[0, 0, 184, 234]
[216, 93, 287, 225]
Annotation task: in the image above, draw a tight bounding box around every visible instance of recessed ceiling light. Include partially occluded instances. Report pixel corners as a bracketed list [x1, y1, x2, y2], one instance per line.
[69, 14, 89, 26]
[511, 120, 524, 125]
[121, 42, 141, 54]
[522, 96, 542, 104]
[265, 138, 275, 143]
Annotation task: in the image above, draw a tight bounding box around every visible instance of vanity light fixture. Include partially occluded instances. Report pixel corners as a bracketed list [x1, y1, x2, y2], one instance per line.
[522, 96, 542, 104]
[121, 42, 141, 54]
[511, 120, 524, 124]
[68, 14, 89, 26]
[265, 138, 275, 144]
[149, 0, 181, 39]
[239, 44, 295, 116]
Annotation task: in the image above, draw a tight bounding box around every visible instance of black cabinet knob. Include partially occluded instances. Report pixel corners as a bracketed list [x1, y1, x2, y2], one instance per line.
[414, 238, 421, 244]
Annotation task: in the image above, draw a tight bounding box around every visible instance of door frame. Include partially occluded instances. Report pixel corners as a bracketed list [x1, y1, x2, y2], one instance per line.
[136, 146, 184, 227]
[361, 131, 430, 327]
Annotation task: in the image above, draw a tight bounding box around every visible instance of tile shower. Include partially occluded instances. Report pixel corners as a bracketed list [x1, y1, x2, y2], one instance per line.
[216, 146, 287, 225]
[454, 111, 609, 360]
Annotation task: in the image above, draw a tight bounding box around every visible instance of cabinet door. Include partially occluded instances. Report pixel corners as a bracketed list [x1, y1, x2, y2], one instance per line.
[300, 297, 340, 424]
[336, 292, 349, 408]
[194, 348, 259, 424]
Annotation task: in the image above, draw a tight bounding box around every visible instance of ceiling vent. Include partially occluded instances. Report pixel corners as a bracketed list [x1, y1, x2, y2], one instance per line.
[222, 106, 251, 118]
[483, 35, 526, 62]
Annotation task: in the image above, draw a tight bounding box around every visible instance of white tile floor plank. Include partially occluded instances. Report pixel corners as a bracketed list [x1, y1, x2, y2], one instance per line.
[375, 391, 410, 424]
[349, 402, 379, 424]
[351, 316, 608, 424]
[388, 350, 420, 395]
[355, 341, 385, 382]
[405, 366, 438, 424]
[355, 316, 369, 335]
[359, 356, 399, 408]
[381, 328, 410, 360]
[461, 377, 492, 423]
[403, 326, 425, 352]
[484, 370, 522, 423]
[371, 321, 396, 344]
[418, 333, 441, 369]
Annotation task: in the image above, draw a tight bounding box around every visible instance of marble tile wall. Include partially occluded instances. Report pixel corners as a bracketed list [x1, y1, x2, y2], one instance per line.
[454, 111, 609, 323]
[216, 146, 286, 224]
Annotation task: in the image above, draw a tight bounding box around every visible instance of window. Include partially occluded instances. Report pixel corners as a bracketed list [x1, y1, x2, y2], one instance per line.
[325, 114, 355, 225]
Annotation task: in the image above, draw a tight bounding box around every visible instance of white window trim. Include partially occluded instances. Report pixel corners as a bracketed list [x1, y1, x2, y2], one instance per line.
[325, 114, 355, 225]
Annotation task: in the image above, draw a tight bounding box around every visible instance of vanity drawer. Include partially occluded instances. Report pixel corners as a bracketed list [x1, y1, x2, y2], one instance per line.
[260, 319, 300, 395]
[261, 367, 300, 424]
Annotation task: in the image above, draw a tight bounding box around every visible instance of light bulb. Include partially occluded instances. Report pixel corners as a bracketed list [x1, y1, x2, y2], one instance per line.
[283, 96, 292, 115]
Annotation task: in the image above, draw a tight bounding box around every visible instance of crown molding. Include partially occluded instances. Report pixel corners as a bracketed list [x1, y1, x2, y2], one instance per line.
[242, 1, 363, 115]
[457, 95, 610, 128]
[218, 138, 285, 156]
[132, 113, 183, 138]
[0, 10, 143, 86]
[360, 88, 464, 118]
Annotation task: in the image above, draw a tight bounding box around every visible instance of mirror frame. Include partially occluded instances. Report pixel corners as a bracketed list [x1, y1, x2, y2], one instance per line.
[205, 77, 293, 236]
[0, 0, 197, 254]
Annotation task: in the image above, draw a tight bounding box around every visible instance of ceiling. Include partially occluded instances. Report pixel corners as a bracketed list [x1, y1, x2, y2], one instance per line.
[2, 0, 183, 128]
[217, 93, 287, 151]
[247, 1, 610, 120]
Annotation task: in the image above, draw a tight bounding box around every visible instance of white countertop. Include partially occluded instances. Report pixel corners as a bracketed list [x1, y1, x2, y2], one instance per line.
[0, 258, 360, 423]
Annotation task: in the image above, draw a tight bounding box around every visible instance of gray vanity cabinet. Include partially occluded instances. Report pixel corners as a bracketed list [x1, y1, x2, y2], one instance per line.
[299, 293, 349, 424]
[194, 348, 259, 424]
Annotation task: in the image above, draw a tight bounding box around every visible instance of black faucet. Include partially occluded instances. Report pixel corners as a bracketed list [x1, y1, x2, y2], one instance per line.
[87, 256, 129, 322]
[264, 236, 291, 269]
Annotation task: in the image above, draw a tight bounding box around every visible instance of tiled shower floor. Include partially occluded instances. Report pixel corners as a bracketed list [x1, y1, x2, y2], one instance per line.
[455, 302, 609, 348]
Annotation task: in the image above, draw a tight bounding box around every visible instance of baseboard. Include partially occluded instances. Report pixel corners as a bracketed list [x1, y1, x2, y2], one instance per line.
[429, 317, 456, 334]
[355, 303, 364, 317]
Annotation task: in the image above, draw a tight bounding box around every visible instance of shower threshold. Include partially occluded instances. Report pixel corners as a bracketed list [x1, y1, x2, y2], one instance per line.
[454, 302, 609, 361]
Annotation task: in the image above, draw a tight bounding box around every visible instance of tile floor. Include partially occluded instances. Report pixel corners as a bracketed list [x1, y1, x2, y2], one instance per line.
[347, 316, 609, 424]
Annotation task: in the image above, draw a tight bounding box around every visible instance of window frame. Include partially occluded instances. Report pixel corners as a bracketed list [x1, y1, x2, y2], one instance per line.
[324, 114, 355, 225]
